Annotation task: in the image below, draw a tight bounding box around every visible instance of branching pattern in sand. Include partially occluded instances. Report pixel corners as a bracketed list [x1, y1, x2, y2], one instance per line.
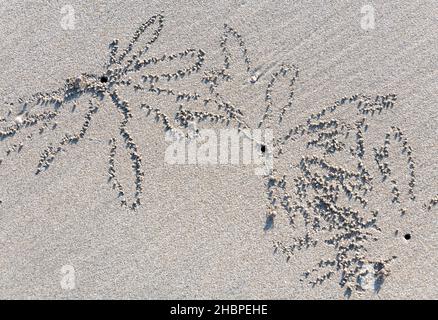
[0, 14, 436, 296]
[1, 14, 225, 210]
[197, 22, 435, 296]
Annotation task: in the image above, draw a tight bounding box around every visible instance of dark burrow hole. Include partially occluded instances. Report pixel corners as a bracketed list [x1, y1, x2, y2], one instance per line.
[404, 233, 411, 240]
[100, 75, 108, 83]
[260, 144, 266, 153]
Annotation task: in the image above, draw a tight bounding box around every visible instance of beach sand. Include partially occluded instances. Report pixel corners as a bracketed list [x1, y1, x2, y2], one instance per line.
[0, 0, 437, 299]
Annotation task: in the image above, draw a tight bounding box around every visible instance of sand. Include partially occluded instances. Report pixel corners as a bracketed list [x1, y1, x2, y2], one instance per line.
[0, 0, 437, 299]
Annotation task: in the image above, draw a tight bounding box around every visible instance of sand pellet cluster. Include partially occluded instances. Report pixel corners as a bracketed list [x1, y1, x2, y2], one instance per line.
[0, 10, 436, 299]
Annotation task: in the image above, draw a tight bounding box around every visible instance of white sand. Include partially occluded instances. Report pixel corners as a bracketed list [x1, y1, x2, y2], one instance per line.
[0, 0, 437, 299]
